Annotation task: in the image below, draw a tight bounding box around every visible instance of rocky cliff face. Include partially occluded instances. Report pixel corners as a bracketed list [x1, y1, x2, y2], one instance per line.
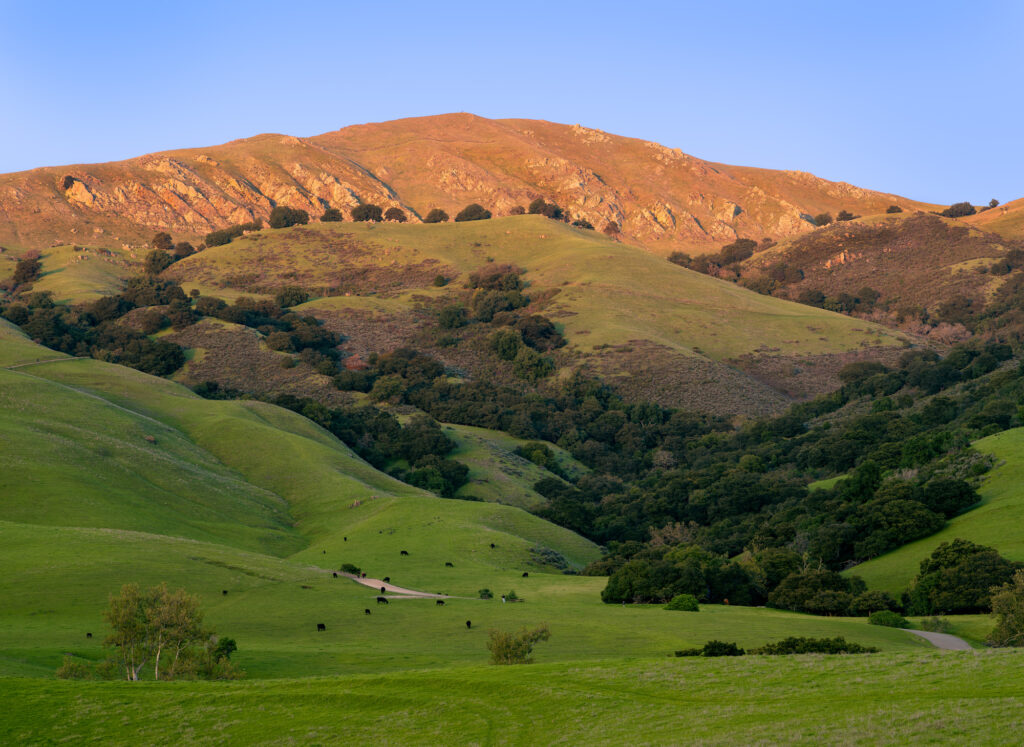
[0, 114, 934, 251]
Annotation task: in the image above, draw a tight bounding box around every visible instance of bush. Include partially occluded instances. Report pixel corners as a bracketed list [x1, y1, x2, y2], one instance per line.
[172, 242, 195, 259]
[509, 205, 525, 215]
[665, 593, 700, 611]
[205, 225, 245, 247]
[886, 205, 903, 214]
[487, 624, 551, 664]
[340, 563, 361, 575]
[321, 207, 344, 222]
[603, 221, 620, 236]
[918, 616, 953, 634]
[455, 203, 492, 222]
[384, 207, 407, 223]
[152, 232, 174, 252]
[571, 219, 594, 230]
[478, 588, 494, 600]
[13, 256, 43, 284]
[837, 210, 857, 222]
[423, 208, 449, 223]
[676, 640, 744, 657]
[814, 213, 833, 226]
[905, 539, 1021, 615]
[941, 202, 976, 218]
[438, 304, 467, 329]
[268, 206, 310, 229]
[352, 204, 383, 222]
[274, 286, 310, 308]
[868, 610, 909, 628]
[987, 569, 1024, 646]
[432, 274, 448, 287]
[750, 636, 878, 655]
[490, 329, 522, 361]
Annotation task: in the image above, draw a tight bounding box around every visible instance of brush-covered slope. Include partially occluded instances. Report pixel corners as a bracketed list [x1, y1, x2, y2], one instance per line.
[850, 427, 1024, 594]
[165, 216, 910, 413]
[0, 113, 936, 254]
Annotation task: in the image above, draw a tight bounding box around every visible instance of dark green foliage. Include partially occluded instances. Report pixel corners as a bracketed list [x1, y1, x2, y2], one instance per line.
[676, 640, 744, 657]
[432, 274, 448, 287]
[512, 347, 555, 382]
[527, 198, 547, 215]
[836, 210, 857, 222]
[340, 563, 361, 575]
[402, 455, 470, 497]
[987, 570, 1024, 647]
[351, 204, 383, 222]
[205, 225, 245, 247]
[13, 256, 43, 285]
[172, 242, 195, 259]
[478, 588, 494, 599]
[274, 286, 310, 308]
[749, 637, 878, 655]
[144, 250, 174, 275]
[513, 441, 565, 477]
[151, 232, 174, 252]
[423, 208, 449, 223]
[571, 219, 594, 230]
[455, 203, 492, 222]
[468, 264, 524, 291]
[868, 610, 909, 628]
[514, 315, 565, 351]
[906, 539, 1021, 614]
[850, 590, 901, 616]
[384, 207, 407, 223]
[487, 624, 551, 664]
[212, 637, 237, 661]
[886, 205, 903, 214]
[767, 570, 863, 615]
[814, 213, 834, 226]
[320, 207, 344, 222]
[941, 202, 977, 218]
[438, 304, 468, 329]
[665, 593, 699, 611]
[268, 206, 310, 229]
[719, 239, 758, 264]
[491, 329, 522, 360]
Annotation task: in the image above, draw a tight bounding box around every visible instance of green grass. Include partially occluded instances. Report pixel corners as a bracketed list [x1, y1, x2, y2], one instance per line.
[0, 244, 138, 303]
[852, 427, 1024, 594]
[5, 651, 1024, 745]
[171, 216, 906, 362]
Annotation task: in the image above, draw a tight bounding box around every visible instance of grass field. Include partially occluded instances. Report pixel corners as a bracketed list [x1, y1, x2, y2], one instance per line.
[852, 427, 1024, 594]
[0, 244, 139, 303]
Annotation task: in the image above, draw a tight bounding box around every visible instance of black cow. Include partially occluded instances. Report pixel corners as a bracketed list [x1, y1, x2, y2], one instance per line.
[381, 586, 386, 593]
[522, 572, 529, 578]
[445, 562, 454, 567]
[466, 620, 472, 629]
[344, 537, 348, 542]
[332, 572, 338, 578]
[364, 609, 371, 616]
[490, 543, 496, 549]
[383, 577, 390, 583]
[322, 549, 326, 554]
[86, 632, 93, 639]
[317, 623, 326, 632]
[400, 550, 409, 556]
[222, 590, 228, 595]
[376, 596, 389, 605]
[436, 599, 445, 606]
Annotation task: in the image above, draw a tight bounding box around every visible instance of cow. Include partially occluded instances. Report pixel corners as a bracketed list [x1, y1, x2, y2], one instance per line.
[522, 572, 529, 578]
[466, 620, 472, 629]
[376, 596, 389, 605]
[317, 623, 326, 632]
[436, 599, 445, 606]
[344, 537, 348, 542]
[86, 632, 93, 639]
[383, 577, 390, 583]
[364, 609, 371, 616]
[322, 550, 326, 554]
[222, 590, 228, 595]
[381, 586, 386, 593]
[445, 562, 454, 567]
[400, 550, 409, 556]
[490, 543, 496, 549]
[332, 572, 338, 578]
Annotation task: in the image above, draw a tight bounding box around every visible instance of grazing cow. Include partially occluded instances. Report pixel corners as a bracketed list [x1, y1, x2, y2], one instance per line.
[344, 537, 348, 542]
[522, 572, 529, 578]
[381, 586, 386, 593]
[445, 562, 454, 567]
[332, 572, 338, 578]
[364, 609, 371, 616]
[361, 573, 366, 578]
[436, 599, 445, 606]
[317, 623, 326, 632]
[222, 590, 228, 595]
[86, 632, 93, 639]
[376, 596, 389, 605]
[322, 550, 326, 554]
[466, 620, 472, 629]
[383, 577, 390, 583]
[490, 543, 496, 549]
[400, 550, 409, 556]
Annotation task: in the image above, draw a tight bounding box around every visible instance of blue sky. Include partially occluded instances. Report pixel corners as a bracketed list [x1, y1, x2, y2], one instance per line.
[1, 0, 1020, 203]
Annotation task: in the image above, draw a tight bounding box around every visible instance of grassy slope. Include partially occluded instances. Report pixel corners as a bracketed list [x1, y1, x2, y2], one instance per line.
[964, 197, 1024, 241]
[0, 244, 138, 303]
[852, 427, 1024, 594]
[171, 216, 905, 362]
[5, 651, 1024, 745]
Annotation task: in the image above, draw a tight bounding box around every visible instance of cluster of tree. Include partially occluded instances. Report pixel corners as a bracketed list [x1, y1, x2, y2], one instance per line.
[812, 210, 859, 226]
[940, 202, 977, 218]
[58, 583, 240, 681]
[11, 255, 43, 286]
[905, 539, 1021, 615]
[144, 231, 197, 274]
[268, 206, 309, 229]
[676, 636, 876, 657]
[668, 238, 773, 278]
[205, 220, 263, 247]
[792, 286, 881, 314]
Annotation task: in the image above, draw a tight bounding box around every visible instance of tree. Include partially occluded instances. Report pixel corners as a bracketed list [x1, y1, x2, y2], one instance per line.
[269, 206, 310, 228]
[886, 205, 903, 214]
[665, 593, 699, 611]
[384, 207, 407, 223]
[603, 221, 621, 236]
[487, 624, 551, 664]
[321, 207, 344, 222]
[172, 242, 195, 259]
[144, 249, 174, 275]
[528, 197, 548, 215]
[571, 219, 594, 230]
[509, 205, 526, 215]
[152, 232, 174, 252]
[813, 213, 833, 226]
[906, 539, 1021, 615]
[941, 202, 976, 218]
[423, 208, 449, 223]
[12, 256, 43, 285]
[988, 569, 1024, 647]
[989, 198, 1000, 209]
[836, 210, 857, 222]
[455, 203, 492, 222]
[275, 286, 310, 308]
[352, 204, 384, 222]
[490, 329, 522, 360]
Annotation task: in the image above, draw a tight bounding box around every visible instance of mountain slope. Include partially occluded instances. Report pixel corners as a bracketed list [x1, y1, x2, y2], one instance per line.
[0, 114, 937, 253]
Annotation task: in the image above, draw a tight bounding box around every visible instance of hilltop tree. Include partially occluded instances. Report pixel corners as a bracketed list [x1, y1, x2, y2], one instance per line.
[509, 205, 526, 215]
[384, 207, 407, 223]
[989, 198, 1000, 209]
[423, 208, 449, 223]
[487, 624, 551, 664]
[455, 203, 492, 222]
[269, 206, 310, 229]
[151, 232, 174, 252]
[321, 207, 344, 222]
[886, 205, 903, 214]
[352, 204, 384, 222]
[941, 202, 976, 218]
[836, 210, 857, 222]
[12, 256, 43, 285]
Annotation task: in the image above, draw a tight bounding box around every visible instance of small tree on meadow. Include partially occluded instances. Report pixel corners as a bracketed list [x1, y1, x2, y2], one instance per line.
[321, 207, 344, 222]
[269, 206, 310, 229]
[602, 221, 621, 236]
[172, 242, 196, 259]
[487, 624, 551, 664]
[352, 204, 384, 222]
[13, 256, 43, 285]
[384, 207, 407, 223]
[423, 208, 449, 223]
[509, 205, 526, 215]
[941, 202, 977, 218]
[886, 205, 903, 214]
[987, 570, 1024, 647]
[455, 203, 492, 222]
[152, 232, 174, 252]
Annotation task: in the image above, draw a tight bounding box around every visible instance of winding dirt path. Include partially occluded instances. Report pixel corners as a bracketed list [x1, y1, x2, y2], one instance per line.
[905, 629, 973, 651]
[341, 573, 449, 599]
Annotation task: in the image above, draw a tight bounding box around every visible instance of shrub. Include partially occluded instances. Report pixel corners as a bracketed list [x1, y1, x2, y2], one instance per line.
[941, 202, 976, 218]
[438, 304, 468, 329]
[918, 616, 952, 634]
[455, 203, 492, 222]
[340, 563, 361, 575]
[750, 636, 878, 655]
[813, 212, 833, 226]
[478, 588, 494, 600]
[144, 250, 175, 275]
[13, 256, 43, 284]
[886, 205, 903, 214]
[152, 232, 174, 251]
[423, 208, 449, 223]
[868, 610, 909, 628]
[676, 640, 744, 657]
[528, 197, 547, 215]
[988, 569, 1024, 646]
[837, 210, 857, 222]
[384, 207, 407, 223]
[905, 539, 1021, 615]
[321, 207, 344, 222]
[665, 593, 699, 611]
[603, 221, 621, 236]
[487, 624, 550, 664]
[571, 219, 594, 230]
[205, 225, 245, 247]
[274, 286, 309, 308]
[432, 274, 448, 287]
[509, 205, 526, 215]
[172, 242, 195, 259]
[265, 331, 295, 352]
[352, 204, 383, 222]
[490, 329, 522, 360]
[268, 206, 310, 229]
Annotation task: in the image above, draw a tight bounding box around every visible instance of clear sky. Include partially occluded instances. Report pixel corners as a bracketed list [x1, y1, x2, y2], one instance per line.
[1, 0, 1020, 204]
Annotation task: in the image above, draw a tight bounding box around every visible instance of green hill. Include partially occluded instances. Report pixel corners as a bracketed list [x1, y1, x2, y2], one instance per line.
[852, 427, 1024, 594]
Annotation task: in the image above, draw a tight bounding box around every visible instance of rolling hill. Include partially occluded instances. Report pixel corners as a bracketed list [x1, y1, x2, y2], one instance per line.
[0, 113, 940, 254]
